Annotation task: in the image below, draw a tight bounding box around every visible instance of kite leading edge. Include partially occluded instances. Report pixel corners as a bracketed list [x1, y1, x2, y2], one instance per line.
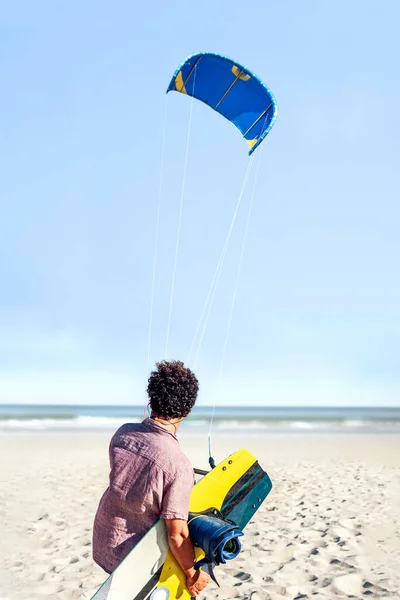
[166, 52, 278, 155]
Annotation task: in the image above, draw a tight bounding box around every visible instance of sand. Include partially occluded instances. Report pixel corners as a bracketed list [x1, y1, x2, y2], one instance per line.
[0, 431, 399, 600]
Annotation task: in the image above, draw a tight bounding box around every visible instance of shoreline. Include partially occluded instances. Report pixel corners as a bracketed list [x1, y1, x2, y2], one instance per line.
[2, 424, 400, 435]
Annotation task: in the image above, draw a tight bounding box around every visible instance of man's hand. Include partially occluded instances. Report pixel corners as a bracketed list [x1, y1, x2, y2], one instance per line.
[186, 568, 211, 596]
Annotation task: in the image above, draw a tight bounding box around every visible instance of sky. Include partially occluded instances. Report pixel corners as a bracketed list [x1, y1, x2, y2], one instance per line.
[0, 0, 399, 406]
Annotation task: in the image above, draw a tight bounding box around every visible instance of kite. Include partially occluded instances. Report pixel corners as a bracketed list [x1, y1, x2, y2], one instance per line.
[167, 52, 278, 155]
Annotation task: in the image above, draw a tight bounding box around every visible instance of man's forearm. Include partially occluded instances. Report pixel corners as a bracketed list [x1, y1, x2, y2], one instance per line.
[167, 532, 196, 576]
[164, 519, 211, 596]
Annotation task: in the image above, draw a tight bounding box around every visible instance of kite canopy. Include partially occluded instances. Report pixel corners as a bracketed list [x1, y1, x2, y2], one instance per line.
[166, 52, 278, 155]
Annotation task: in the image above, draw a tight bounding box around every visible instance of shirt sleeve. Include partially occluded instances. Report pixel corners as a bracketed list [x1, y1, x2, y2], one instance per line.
[160, 465, 194, 520]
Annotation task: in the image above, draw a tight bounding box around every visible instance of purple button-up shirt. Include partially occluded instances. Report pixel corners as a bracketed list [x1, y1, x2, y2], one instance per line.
[92, 418, 194, 574]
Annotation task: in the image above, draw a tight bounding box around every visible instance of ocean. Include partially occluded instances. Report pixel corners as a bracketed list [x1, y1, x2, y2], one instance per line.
[0, 404, 399, 434]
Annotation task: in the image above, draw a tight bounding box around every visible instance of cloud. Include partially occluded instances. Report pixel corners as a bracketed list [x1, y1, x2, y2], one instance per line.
[204, 373, 400, 408]
[0, 329, 86, 355]
[0, 366, 396, 407]
[0, 370, 143, 405]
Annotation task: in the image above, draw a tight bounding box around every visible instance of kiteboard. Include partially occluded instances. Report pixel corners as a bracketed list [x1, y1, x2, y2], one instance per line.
[90, 448, 272, 600]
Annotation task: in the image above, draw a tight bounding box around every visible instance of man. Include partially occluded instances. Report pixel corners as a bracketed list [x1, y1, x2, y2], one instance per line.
[92, 360, 210, 597]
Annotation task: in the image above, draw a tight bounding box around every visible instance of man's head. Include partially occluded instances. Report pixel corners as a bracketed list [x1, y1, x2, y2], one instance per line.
[147, 360, 199, 420]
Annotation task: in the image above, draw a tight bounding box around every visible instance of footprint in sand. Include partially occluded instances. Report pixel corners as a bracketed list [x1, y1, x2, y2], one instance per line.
[234, 571, 252, 582]
[35, 582, 64, 595]
[333, 573, 364, 596]
[262, 584, 287, 595]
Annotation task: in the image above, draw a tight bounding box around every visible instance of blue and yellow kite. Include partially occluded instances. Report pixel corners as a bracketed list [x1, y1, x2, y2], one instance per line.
[167, 52, 278, 155]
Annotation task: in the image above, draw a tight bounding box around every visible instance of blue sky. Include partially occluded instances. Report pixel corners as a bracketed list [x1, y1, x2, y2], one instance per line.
[0, 0, 399, 406]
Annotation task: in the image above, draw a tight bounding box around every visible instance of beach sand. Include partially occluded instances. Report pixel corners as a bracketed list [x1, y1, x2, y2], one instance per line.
[0, 431, 399, 600]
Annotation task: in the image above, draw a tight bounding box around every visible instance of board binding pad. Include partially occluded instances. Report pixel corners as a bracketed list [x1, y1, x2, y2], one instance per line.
[90, 448, 272, 600]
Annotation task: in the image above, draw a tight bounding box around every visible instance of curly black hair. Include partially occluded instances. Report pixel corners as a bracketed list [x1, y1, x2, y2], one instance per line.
[147, 360, 199, 419]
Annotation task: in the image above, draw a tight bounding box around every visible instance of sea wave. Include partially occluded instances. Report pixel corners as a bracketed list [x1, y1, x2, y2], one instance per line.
[343, 420, 366, 428]
[75, 416, 140, 428]
[1, 415, 400, 433]
[0, 416, 139, 431]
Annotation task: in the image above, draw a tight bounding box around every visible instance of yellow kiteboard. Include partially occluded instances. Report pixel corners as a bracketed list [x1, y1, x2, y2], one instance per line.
[150, 448, 272, 600]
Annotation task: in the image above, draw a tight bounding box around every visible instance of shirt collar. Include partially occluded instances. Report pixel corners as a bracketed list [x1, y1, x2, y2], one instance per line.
[143, 417, 179, 441]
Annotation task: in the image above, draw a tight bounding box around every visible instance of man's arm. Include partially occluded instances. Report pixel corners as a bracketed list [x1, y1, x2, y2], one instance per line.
[164, 518, 210, 596]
